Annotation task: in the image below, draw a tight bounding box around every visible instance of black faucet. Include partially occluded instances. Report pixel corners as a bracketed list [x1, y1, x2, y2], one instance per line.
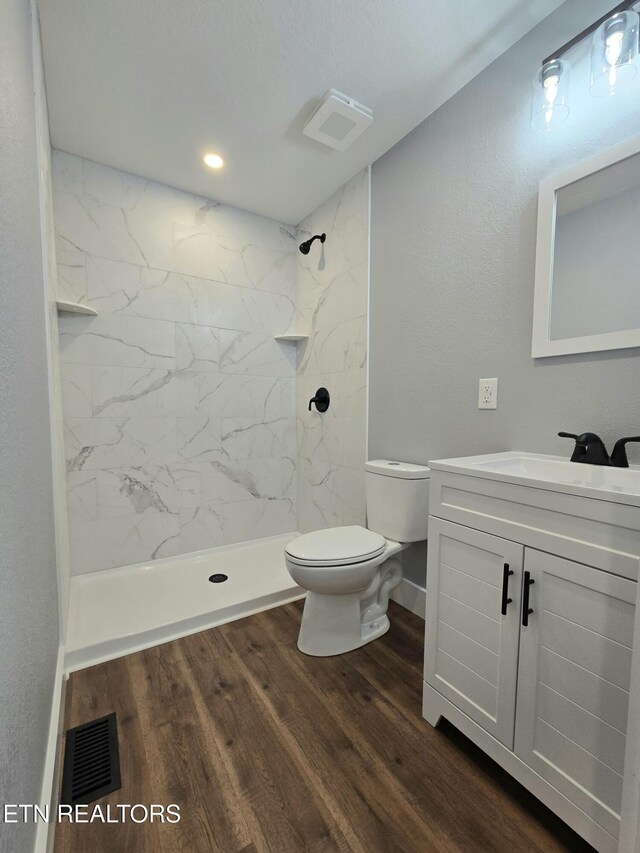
[611, 436, 640, 468]
[558, 432, 610, 465]
[558, 432, 640, 468]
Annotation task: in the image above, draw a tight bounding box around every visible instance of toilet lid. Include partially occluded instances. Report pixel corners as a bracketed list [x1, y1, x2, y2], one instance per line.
[285, 526, 386, 566]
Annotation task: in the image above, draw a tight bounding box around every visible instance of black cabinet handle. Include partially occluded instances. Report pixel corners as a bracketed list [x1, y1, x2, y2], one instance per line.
[522, 571, 535, 626]
[501, 563, 514, 616]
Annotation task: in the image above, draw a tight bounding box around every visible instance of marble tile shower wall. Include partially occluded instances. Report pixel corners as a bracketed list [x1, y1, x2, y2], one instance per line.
[53, 151, 298, 573]
[295, 168, 369, 532]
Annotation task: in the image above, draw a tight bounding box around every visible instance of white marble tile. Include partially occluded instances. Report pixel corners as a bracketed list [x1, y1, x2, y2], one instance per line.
[125, 210, 174, 271]
[57, 249, 87, 303]
[297, 168, 369, 280]
[197, 373, 285, 420]
[217, 241, 296, 295]
[175, 323, 219, 372]
[86, 257, 198, 323]
[82, 160, 149, 210]
[65, 417, 177, 471]
[177, 417, 223, 462]
[195, 279, 251, 330]
[69, 511, 181, 573]
[91, 367, 176, 417]
[221, 417, 296, 461]
[67, 471, 97, 522]
[197, 280, 295, 333]
[201, 457, 295, 504]
[54, 190, 148, 264]
[83, 160, 197, 226]
[297, 416, 343, 470]
[96, 465, 199, 518]
[52, 150, 83, 195]
[301, 315, 367, 377]
[178, 503, 225, 553]
[296, 461, 365, 534]
[173, 223, 218, 278]
[219, 329, 295, 377]
[59, 314, 175, 369]
[61, 363, 92, 417]
[218, 497, 296, 543]
[195, 198, 296, 253]
[279, 377, 296, 418]
[56, 154, 307, 571]
[295, 169, 369, 534]
[131, 181, 196, 227]
[173, 370, 201, 418]
[296, 461, 343, 532]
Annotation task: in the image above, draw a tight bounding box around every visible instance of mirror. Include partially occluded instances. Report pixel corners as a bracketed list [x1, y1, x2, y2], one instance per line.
[532, 133, 640, 357]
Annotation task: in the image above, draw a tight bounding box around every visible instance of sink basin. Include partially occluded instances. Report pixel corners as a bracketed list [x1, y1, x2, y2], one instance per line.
[429, 451, 640, 505]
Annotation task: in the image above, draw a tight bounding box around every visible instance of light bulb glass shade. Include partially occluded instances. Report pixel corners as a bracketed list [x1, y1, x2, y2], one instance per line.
[531, 59, 570, 132]
[590, 10, 639, 97]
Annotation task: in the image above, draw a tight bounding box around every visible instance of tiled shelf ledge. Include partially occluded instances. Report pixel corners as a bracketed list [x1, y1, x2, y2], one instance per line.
[56, 300, 98, 316]
[274, 333, 309, 342]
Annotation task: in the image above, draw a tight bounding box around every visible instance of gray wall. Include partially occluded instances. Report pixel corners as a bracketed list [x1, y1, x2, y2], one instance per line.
[370, 0, 640, 586]
[0, 1, 60, 849]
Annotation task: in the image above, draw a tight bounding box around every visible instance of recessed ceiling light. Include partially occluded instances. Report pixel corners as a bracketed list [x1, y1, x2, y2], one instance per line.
[203, 152, 224, 169]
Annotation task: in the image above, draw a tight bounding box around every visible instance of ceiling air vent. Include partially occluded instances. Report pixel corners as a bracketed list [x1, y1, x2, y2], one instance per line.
[303, 89, 373, 151]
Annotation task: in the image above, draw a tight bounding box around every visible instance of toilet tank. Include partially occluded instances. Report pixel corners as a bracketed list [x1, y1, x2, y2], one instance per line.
[365, 460, 430, 542]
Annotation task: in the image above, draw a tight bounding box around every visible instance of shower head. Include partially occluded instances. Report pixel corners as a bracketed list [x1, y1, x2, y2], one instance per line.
[299, 233, 326, 255]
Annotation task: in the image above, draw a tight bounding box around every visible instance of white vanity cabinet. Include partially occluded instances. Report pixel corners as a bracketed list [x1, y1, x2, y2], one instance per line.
[423, 455, 640, 853]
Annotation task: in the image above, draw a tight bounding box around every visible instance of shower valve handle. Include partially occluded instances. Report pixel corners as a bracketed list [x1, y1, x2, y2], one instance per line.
[308, 387, 330, 413]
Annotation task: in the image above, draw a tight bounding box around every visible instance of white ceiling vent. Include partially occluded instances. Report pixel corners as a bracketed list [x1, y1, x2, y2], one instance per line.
[303, 89, 373, 151]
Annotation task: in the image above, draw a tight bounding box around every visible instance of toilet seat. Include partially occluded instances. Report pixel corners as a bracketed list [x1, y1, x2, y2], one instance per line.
[285, 525, 386, 567]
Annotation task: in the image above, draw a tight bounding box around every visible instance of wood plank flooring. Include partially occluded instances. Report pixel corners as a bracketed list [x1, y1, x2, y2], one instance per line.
[54, 601, 594, 853]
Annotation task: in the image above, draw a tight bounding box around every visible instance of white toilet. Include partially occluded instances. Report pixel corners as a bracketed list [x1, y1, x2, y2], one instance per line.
[285, 460, 430, 656]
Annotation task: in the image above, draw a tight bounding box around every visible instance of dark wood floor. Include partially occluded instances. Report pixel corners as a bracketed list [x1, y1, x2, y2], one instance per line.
[55, 601, 594, 853]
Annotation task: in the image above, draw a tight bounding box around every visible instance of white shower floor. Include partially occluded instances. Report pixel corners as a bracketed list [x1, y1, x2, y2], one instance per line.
[65, 532, 303, 671]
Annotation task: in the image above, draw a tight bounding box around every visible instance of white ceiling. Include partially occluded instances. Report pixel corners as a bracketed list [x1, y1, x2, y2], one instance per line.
[37, 0, 566, 225]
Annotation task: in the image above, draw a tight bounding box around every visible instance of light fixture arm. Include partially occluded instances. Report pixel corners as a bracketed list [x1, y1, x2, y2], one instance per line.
[542, 0, 638, 65]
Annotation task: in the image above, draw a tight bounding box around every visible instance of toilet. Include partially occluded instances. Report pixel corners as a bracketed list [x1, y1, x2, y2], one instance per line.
[285, 460, 430, 656]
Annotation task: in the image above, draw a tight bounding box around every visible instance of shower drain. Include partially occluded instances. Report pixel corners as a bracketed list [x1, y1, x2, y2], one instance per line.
[209, 573, 228, 583]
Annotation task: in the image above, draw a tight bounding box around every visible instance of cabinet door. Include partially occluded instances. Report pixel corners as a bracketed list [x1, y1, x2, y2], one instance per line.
[515, 549, 636, 840]
[425, 518, 523, 747]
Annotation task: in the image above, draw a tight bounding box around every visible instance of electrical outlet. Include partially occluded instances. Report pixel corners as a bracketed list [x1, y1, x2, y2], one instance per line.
[478, 378, 498, 410]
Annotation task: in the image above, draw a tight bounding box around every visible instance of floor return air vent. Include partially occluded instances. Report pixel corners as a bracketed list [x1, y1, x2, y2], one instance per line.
[61, 712, 121, 805]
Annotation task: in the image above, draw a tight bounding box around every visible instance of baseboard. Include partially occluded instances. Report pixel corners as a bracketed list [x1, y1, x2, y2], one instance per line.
[390, 578, 426, 619]
[33, 644, 66, 853]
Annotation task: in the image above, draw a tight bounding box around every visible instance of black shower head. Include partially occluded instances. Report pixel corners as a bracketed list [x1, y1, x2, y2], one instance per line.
[299, 233, 326, 255]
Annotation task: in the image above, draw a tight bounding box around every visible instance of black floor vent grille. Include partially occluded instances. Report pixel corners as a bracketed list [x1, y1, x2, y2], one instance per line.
[61, 712, 121, 805]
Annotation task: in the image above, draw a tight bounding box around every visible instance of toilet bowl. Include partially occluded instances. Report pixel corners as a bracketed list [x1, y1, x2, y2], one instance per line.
[285, 460, 430, 656]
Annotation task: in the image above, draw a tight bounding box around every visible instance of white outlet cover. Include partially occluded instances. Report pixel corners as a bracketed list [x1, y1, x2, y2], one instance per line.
[478, 378, 498, 410]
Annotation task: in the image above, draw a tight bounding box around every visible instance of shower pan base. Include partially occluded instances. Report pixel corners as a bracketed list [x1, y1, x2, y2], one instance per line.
[65, 533, 303, 672]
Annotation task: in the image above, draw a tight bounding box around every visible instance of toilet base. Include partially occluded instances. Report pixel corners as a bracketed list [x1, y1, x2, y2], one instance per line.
[296, 556, 402, 657]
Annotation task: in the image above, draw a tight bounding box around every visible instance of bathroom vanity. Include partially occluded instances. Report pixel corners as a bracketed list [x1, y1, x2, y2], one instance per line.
[422, 452, 640, 853]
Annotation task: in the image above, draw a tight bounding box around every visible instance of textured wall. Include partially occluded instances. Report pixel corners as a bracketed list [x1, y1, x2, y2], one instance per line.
[370, 0, 640, 586]
[295, 169, 369, 532]
[0, 1, 59, 850]
[54, 152, 298, 572]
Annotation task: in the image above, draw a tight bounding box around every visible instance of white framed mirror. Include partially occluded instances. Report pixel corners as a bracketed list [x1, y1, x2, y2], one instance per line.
[532, 133, 640, 358]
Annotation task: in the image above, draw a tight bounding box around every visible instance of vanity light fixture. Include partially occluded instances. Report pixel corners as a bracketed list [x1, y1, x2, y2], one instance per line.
[531, 59, 571, 132]
[532, 1, 640, 131]
[591, 9, 639, 96]
[203, 152, 224, 169]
